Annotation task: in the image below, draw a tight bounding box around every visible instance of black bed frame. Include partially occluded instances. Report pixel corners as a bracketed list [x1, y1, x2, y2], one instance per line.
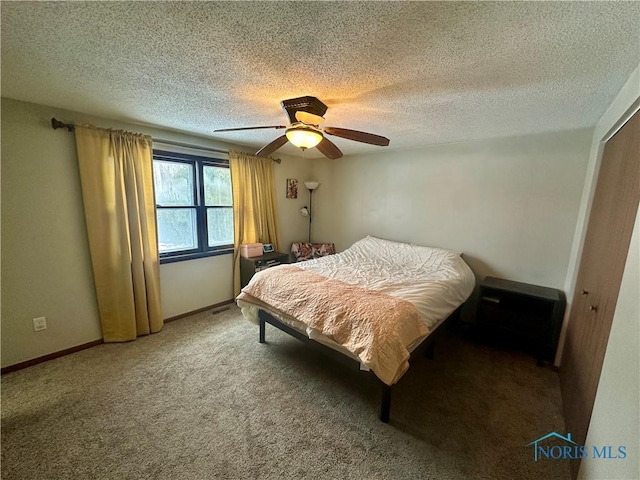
[257, 306, 461, 423]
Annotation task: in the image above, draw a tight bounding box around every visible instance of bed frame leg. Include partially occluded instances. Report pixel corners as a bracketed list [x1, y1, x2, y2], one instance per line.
[380, 385, 391, 423]
[259, 317, 265, 343]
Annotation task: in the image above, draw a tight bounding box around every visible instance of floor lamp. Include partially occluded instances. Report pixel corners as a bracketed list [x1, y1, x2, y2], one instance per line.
[303, 181, 319, 243]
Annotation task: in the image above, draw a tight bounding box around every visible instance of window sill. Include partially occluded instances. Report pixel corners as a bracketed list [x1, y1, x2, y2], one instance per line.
[159, 248, 234, 264]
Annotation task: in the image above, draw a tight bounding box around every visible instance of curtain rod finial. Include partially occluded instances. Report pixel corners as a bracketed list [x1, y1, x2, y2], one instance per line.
[51, 118, 74, 132]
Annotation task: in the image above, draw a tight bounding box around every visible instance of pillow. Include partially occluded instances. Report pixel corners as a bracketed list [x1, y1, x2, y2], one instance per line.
[291, 242, 336, 262]
[351, 235, 462, 258]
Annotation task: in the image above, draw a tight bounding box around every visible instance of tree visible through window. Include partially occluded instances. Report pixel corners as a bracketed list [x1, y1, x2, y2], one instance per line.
[152, 150, 233, 261]
[203, 165, 233, 247]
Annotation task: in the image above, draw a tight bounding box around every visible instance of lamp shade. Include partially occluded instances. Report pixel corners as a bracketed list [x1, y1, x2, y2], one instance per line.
[286, 127, 323, 149]
[304, 181, 320, 190]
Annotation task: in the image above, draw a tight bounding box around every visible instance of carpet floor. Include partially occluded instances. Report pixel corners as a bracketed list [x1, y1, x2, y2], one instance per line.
[1, 306, 571, 479]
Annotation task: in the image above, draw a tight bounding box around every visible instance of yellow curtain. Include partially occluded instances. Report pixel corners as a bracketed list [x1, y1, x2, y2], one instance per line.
[74, 124, 163, 342]
[229, 151, 281, 296]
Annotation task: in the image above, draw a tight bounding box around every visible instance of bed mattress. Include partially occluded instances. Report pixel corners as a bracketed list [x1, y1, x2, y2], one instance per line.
[237, 236, 475, 383]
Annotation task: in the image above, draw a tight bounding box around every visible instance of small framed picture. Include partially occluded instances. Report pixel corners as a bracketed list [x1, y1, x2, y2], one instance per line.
[263, 244, 274, 253]
[286, 178, 298, 199]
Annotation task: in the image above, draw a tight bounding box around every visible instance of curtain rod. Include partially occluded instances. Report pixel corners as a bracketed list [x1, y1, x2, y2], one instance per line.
[50, 118, 281, 163]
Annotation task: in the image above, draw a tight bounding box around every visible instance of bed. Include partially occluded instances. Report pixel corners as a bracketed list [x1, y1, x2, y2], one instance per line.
[236, 236, 475, 422]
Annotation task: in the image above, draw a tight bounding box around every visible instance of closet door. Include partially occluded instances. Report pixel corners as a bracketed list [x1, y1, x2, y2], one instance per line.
[560, 110, 639, 463]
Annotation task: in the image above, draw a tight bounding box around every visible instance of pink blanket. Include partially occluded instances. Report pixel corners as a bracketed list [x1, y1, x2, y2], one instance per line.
[237, 265, 429, 385]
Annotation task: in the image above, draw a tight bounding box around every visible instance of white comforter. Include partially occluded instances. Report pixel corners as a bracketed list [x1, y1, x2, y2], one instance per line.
[295, 236, 475, 329]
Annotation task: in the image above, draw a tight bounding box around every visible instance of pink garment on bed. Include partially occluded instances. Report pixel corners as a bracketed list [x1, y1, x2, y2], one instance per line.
[237, 265, 428, 385]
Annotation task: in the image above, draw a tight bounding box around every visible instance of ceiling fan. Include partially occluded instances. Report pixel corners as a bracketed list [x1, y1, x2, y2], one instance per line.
[213, 96, 390, 159]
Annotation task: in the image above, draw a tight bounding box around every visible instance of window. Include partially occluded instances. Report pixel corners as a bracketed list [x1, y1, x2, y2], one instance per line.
[152, 150, 233, 262]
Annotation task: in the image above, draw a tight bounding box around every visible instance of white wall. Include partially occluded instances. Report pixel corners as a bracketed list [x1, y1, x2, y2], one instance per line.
[1, 98, 312, 367]
[160, 255, 234, 319]
[313, 129, 592, 290]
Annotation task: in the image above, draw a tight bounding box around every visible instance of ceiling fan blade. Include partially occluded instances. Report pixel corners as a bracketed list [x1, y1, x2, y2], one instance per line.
[295, 111, 325, 125]
[256, 135, 289, 157]
[324, 127, 390, 146]
[316, 137, 343, 159]
[214, 125, 286, 132]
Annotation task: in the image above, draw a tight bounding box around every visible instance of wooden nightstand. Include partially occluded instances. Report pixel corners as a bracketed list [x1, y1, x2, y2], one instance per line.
[475, 276, 566, 365]
[240, 252, 289, 289]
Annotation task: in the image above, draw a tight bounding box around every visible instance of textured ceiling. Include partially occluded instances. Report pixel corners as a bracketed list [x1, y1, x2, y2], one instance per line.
[2, 1, 639, 158]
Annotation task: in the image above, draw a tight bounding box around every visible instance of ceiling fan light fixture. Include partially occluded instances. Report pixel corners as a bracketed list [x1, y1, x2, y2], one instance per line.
[286, 127, 323, 149]
[215, 96, 386, 159]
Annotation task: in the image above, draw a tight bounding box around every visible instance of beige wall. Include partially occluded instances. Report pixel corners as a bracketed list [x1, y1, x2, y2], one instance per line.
[273, 156, 316, 251]
[312, 129, 592, 290]
[2, 98, 103, 367]
[1, 98, 312, 367]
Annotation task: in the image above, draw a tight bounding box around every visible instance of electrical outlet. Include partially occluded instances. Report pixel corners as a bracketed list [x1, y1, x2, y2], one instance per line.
[33, 317, 47, 332]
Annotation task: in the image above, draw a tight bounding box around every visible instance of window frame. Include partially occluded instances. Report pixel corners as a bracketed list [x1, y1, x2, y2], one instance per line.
[153, 149, 233, 264]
